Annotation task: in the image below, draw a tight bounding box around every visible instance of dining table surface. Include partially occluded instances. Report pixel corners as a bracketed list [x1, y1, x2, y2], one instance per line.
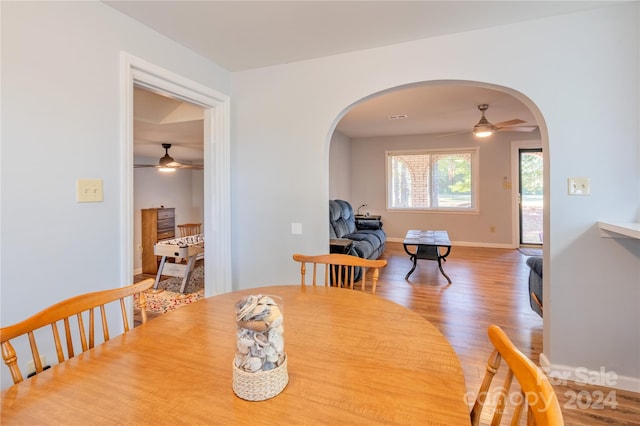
[1, 285, 470, 425]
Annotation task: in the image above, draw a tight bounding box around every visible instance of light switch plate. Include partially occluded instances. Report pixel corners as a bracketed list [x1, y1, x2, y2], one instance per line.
[568, 177, 590, 195]
[76, 179, 103, 202]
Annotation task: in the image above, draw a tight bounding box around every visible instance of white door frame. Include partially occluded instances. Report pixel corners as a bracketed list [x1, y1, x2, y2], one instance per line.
[120, 53, 231, 297]
[510, 139, 543, 248]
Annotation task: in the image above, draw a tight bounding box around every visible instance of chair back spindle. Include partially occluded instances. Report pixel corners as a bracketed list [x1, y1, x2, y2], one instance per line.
[292, 253, 387, 294]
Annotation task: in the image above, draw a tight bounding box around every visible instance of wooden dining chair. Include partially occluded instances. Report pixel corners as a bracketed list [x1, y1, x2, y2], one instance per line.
[178, 223, 202, 237]
[470, 325, 564, 426]
[292, 253, 387, 294]
[0, 278, 154, 384]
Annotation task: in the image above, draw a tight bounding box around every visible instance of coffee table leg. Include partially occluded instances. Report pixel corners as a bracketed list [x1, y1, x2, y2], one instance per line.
[403, 244, 418, 280]
[437, 257, 452, 284]
[405, 255, 418, 280]
[438, 246, 452, 284]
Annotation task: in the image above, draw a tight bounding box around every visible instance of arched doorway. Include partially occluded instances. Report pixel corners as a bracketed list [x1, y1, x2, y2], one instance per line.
[327, 79, 550, 357]
[329, 81, 546, 252]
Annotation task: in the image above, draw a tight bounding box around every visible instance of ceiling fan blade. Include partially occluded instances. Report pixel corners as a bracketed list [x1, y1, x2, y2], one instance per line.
[435, 130, 470, 138]
[134, 163, 203, 170]
[496, 125, 538, 133]
[494, 118, 527, 128]
[135, 143, 204, 170]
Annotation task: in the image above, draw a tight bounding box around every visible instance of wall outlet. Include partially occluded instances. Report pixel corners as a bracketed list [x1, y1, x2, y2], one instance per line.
[568, 177, 590, 195]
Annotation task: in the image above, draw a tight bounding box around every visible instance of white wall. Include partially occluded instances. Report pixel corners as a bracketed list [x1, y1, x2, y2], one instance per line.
[232, 3, 639, 389]
[328, 130, 352, 200]
[133, 167, 204, 273]
[348, 131, 541, 244]
[0, 2, 230, 389]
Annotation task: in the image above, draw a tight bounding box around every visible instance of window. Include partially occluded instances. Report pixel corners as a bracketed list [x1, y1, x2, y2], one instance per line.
[386, 148, 478, 211]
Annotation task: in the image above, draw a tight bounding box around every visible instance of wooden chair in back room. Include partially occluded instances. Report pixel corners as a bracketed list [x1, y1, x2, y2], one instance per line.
[0, 279, 154, 384]
[292, 253, 387, 294]
[178, 223, 202, 237]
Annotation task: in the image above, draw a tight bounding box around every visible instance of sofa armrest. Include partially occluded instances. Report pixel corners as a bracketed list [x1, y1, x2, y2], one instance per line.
[526, 256, 543, 277]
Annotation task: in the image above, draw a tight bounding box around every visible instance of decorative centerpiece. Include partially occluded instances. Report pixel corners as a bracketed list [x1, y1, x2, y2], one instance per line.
[232, 294, 288, 401]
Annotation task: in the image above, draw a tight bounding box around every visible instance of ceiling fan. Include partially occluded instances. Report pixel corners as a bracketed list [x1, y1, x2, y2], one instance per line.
[134, 143, 203, 172]
[437, 104, 537, 139]
[472, 104, 537, 137]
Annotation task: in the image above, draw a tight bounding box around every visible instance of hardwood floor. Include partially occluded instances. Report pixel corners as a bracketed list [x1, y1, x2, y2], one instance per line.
[375, 243, 639, 426]
[135, 243, 639, 425]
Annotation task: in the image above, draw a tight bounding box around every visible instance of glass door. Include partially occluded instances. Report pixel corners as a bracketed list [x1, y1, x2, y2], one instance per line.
[519, 149, 543, 245]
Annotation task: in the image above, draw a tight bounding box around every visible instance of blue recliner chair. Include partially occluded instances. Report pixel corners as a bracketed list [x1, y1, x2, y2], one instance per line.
[329, 200, 386, 281]
[329, 200, 386, 260]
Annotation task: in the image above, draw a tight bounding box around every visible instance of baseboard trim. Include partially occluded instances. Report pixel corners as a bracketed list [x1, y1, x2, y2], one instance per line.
[540, 352, 640, 393]
[386, 237, 513, 249]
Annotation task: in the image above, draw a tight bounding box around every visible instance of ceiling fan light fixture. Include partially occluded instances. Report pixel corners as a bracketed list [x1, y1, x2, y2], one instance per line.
[158, 153, 175, 167]
[134, 143, 203, 171]
[473, 129, 494, 138]
[156, 142, 183, 171]
[473, 122, 495, 138]
[473, 104, 496, 138]
[158, 143, 176, 167]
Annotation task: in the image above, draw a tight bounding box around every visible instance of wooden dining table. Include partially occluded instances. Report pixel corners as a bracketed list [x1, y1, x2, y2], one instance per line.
[1, 285, 470, 425]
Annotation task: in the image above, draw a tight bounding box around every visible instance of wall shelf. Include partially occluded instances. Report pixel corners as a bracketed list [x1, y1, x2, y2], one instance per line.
[598, 222, 640, 239]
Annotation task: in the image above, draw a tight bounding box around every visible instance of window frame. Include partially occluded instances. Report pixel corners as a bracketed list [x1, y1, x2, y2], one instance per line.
[385, 147, 480, 213]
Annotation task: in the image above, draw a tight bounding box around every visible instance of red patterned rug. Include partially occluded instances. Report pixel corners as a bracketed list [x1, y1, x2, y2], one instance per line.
[136, 265, 204, 314]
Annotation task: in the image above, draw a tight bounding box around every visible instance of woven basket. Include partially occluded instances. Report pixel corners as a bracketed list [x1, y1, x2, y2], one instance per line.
[232, 355, 288, 401]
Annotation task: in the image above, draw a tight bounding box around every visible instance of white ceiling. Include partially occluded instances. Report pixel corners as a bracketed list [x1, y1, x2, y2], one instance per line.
[124, 1, 618, 161]
[337, 84, 536, 138]
[106, 1, 616, 72]
[134, 88, 204, 163]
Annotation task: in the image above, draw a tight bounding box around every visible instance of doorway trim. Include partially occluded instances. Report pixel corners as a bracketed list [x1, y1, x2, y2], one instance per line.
[120, 53, 232, 296]
[510, 139, 542, 248]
